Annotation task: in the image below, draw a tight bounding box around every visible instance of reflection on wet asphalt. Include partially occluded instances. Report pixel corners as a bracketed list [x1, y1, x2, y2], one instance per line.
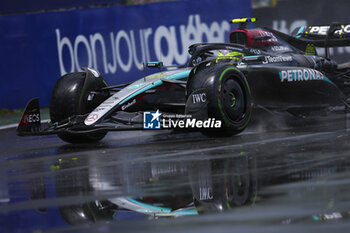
[0, 119, 350, 233]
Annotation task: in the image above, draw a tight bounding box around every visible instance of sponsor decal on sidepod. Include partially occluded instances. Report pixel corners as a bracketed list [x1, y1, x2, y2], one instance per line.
[279, 69, 327, 83]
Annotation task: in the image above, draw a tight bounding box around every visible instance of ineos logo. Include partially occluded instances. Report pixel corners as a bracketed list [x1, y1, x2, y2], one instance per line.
[192, 93, 206, 104]
[23, 114, 40, 123]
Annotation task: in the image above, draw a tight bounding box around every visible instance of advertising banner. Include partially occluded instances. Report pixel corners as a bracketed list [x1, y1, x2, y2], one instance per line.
[0, 0, 124, 14]
[0, 0, 252, 109]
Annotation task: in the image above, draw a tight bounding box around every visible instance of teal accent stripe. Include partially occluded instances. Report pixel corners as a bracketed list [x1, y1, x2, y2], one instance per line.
[320, 76, 337, 87]
[174, 209, 198, 215]
[164, 70, 191, 80]
[126, 197, 172, 213]
[244, 55, 261, 59]
[296, 26, 305, 38]
[120, 70, 190, 105]
[126, 197, 198, 216]
[323, 77, 336, 87]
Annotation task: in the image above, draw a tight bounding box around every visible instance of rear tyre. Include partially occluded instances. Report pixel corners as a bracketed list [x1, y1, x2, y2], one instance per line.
[50, 72, 108, 143]
[188, 65, 252, 136]
[190, 157, 254, 214]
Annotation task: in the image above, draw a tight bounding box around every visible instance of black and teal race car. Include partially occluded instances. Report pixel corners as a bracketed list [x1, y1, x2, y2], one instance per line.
[17, 18, 350, 143]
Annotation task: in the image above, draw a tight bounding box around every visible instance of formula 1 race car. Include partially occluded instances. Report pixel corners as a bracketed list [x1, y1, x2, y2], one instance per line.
[17, 18, 350, 143]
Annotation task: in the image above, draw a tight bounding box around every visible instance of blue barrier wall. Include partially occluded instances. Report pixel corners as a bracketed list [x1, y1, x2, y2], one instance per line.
[0, 0, 252, 109]
[0, 0, 125, 14]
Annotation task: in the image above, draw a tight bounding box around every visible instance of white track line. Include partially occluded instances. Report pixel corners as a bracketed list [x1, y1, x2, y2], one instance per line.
[0, 123, 17, 130]
[0, 120, 49, 130]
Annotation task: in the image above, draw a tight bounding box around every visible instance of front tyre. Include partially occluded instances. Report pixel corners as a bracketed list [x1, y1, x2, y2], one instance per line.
[50, 72, 108, 143]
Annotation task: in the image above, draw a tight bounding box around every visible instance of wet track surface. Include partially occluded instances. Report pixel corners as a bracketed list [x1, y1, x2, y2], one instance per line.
[1, 118, 350, 233]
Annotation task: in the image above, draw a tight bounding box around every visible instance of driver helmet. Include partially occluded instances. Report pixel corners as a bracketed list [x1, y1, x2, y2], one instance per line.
[216, 50, 244, 63]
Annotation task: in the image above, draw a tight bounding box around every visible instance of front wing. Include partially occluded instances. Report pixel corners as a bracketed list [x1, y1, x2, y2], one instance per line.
[16, 98, 145, 137]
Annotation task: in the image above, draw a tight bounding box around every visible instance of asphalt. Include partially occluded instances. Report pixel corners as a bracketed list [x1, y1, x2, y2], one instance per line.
[0, 115, 350, 233]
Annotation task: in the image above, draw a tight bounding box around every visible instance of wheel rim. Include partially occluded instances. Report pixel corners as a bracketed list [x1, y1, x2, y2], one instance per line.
[224, 157, 250, 206]
[229, 92, 236, 107]
[221, 78, 246, 122]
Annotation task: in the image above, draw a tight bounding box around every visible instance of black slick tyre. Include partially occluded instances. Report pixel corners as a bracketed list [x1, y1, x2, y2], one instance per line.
[50, 72, 108, 143]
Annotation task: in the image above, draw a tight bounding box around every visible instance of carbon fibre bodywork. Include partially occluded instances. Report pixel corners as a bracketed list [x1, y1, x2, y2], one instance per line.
[17, 22, 350, 140]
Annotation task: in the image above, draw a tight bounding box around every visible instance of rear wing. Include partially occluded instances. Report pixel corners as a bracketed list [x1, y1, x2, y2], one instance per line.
[268, 23, 350, 47]
[293, 23, 350, 41]
[265, 23, 350, 58]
